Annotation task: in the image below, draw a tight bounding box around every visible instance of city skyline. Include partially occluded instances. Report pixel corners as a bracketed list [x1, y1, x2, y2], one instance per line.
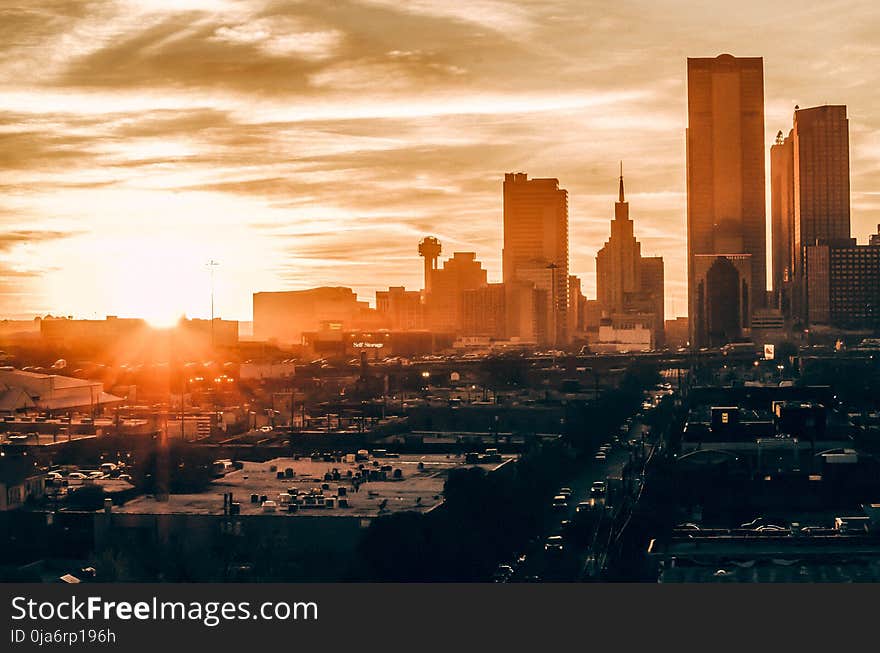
[2, 1, 880, 326]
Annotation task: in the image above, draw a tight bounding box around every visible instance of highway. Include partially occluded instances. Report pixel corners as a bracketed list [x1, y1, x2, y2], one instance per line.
[506, 422, 645, 582]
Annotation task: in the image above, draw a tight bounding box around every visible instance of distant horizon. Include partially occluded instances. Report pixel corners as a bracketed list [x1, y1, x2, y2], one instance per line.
[2, 1, 879, 324]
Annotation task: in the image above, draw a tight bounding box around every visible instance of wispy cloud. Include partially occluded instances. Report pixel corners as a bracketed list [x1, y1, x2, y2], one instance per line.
[0, 0, 877, 320]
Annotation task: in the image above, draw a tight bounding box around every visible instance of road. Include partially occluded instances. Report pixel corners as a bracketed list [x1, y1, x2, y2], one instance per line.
[509, 430, 637, 582]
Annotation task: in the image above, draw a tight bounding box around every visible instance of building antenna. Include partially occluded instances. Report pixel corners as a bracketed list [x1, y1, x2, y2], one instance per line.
[207, 259, 220, 347]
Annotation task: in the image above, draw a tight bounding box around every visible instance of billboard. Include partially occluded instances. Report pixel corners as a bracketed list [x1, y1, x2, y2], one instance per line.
[763, 344, 775, 360]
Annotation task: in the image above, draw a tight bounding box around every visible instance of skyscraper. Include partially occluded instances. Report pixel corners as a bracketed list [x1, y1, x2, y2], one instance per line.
[772, 105, 851, 325]
[770, 129, 795, 311]
[792, 105, 851, 251]
[794, 106, 851, 324]
[687, 54, 766, 347]
[502, 173, 569, 345]
[597, 172, 641, 313]
[596, 170, 665, 348]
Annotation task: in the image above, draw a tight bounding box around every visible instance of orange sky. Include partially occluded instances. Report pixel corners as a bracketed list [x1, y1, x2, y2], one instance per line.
[1, 0, 878, 325]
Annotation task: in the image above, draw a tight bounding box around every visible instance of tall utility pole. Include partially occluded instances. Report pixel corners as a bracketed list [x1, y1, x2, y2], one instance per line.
[207, 259, 220, 348]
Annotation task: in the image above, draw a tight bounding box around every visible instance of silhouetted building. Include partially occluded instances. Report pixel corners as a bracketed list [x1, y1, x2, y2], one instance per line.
[692, 253, 753, 346]
[793, 106, 851, 251]
[40, 315, 148, 352]
[687, 54, 766, 346]
[597, 172, 640, 313]
[502, 173, 569, 345]
[253, 287, 372, 345]
[418, 237, 442, 295]
[424, 251, 487, 334]
[177, 317, 239, 349]
[770, 129, 795, 313]
[805, 240, 880, 331]
[505, 280, 545, 344]
[595, 315, 654, 353]
[775, 105, 852, 324]
[596, 171, 665, 347]
[462, 284, 507, 339]
[376, 287, 424, 331]
[568, 275, 585, 338]
[665, 316, 689, 349]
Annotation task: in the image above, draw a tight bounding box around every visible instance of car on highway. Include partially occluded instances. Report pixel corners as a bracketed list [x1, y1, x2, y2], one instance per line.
[544, 535, 564, 553]
[590, 481, 606, 497]
[492, 564, 514, 582]
[755, 524, 787, 533]
[576, 500, 595, 513]
[67, 472, 88, 480]
[557, 487, 573, 497]
[551, 494, 569, 509]
[740, 516, 766, 529]
[594, 452, 607, 462]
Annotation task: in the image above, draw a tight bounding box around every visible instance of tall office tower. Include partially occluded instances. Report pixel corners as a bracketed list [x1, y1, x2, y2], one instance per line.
[792, 105, 851, 324]
[793, 105, 851, 250]
[596, 171, 665, 348]
[596, 172, 641, 313]
[687, 54, 767, 347]
[502, 172, 569, 345]
[770, 129, 795, 314]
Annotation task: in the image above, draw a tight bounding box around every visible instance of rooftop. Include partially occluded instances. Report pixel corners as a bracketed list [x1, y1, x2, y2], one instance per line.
[114, 453, 516, 518]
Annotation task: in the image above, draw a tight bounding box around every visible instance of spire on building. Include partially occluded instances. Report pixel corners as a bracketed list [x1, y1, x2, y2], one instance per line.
[614, 162, 628, 221]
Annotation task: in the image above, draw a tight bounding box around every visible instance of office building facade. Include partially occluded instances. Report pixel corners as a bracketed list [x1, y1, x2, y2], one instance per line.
[502, 173, 569, 345]
[687, 54, 766, 346]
